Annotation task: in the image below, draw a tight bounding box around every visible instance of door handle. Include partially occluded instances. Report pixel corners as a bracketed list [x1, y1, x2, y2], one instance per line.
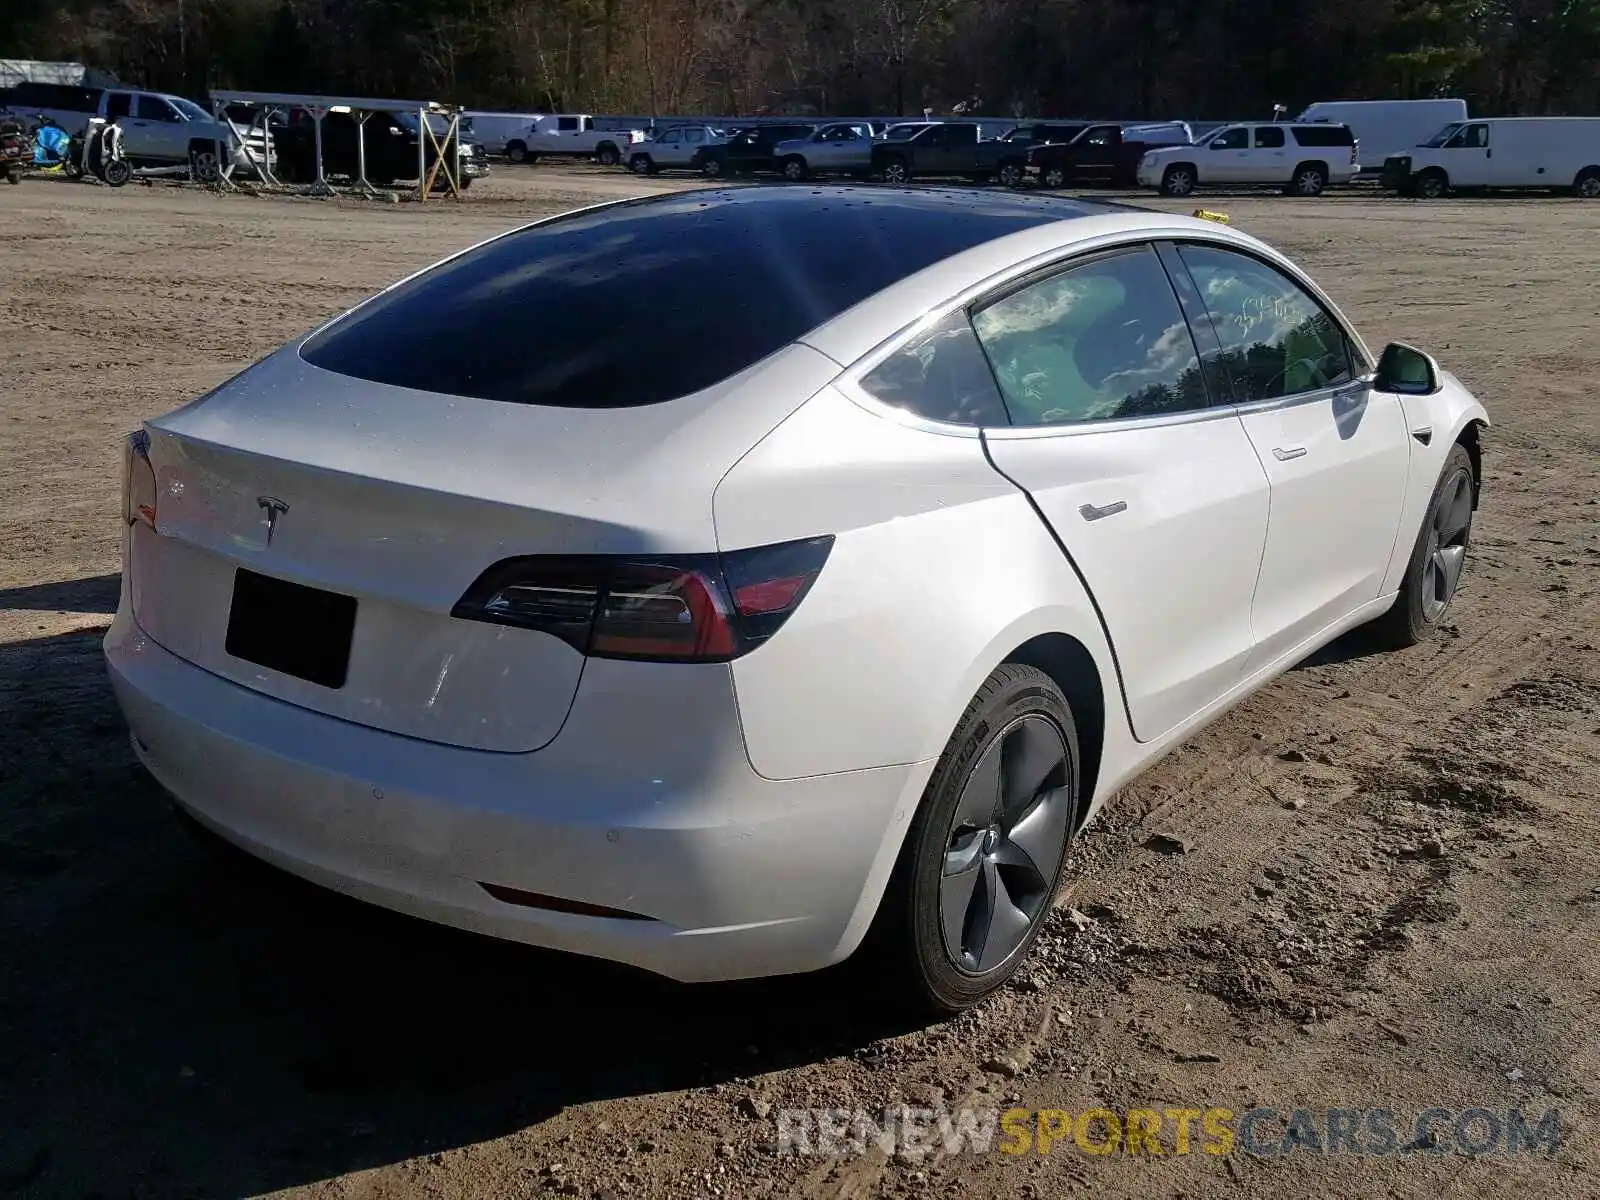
[1272, 446, 1308, 461]
[1079, 500, 1128, 521]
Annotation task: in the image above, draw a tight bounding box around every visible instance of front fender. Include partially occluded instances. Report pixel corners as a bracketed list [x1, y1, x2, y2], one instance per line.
[1380, 371, 1491, 594]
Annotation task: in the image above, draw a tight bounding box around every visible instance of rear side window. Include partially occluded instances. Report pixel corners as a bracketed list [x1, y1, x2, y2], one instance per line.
[970, 246, 1209, 426]
[301, 189, 1075, 408]
[860, 310, 1011, 426]
[1291, 124, 1355, 147]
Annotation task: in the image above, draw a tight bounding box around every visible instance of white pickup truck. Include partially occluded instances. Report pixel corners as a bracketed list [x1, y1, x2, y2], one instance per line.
[513, 114, 643, 166]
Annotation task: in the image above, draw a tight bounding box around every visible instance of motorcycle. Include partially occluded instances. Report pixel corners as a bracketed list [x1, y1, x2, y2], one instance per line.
[0, 110, 28, 184]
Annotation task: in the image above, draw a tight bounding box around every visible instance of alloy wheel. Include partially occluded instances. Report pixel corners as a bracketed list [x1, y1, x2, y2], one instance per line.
[1421, 468, 1473, 621]
[939, 714, 1072, 975]
[1043, 167, 1066, 189]
[1578, 174, 1600, 198]
[1296, 169, 1324, 196]
[884, 162, 909, 185]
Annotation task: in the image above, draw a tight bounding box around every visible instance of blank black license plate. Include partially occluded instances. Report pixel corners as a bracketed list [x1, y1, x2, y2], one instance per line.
[225, 568, 358, 689]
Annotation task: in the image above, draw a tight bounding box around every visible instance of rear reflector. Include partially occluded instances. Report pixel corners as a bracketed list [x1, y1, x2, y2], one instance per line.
[479, 882, 655, 921]
[451, 535, 833, 663]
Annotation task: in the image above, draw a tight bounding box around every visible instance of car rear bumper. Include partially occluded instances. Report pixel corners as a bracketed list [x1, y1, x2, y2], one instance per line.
[104, 601, 922, 983]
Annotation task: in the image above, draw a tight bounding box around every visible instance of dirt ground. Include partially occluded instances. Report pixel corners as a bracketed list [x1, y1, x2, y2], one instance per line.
[1, 166, 1597, 1200]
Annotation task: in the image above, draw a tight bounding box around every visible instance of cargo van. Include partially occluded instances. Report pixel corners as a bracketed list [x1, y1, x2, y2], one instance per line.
[1297, 98, 1467, 173]
[1381, 117, 1600, 198]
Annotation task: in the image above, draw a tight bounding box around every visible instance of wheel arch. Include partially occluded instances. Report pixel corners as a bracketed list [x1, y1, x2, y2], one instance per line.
[1002, 632, 1105, 829]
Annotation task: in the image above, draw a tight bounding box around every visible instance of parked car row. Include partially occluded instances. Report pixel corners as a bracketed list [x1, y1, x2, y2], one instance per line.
[484, 99, 1600, 202]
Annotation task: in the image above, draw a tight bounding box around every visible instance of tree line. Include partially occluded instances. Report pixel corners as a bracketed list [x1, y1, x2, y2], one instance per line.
[5, 0, 1598, 120]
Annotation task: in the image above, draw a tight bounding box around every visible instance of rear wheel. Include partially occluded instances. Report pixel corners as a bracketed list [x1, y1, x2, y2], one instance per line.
[595, 143, 620, 167]
[866, 663, 1079, 1015]
[4, 166, 19, 185]
[1041, 165, 1067, 189]
[505, 140, 528, 163]
[996, 161, 1025, 187]
[1288, 162, 1327, 196]
[1370, 443, 1476, 648]
[1160, 164, 1195, 197]
[1574, 167, 1600, 198]
[700, 156, 724, 178]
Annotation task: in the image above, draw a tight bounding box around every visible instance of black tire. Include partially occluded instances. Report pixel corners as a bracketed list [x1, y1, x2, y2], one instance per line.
[595, 142, 620, 167]
[1041, 165, 1067, 189]
[4, 166, 19, 185]
[865, 663, 1080, 1015]
[629, 154, 656, 176]
[996, 160, 1025, 188]
[1370, 443, 1476, 648]
[188, 143, 221, 184]
[781, 155, 807, 181]
[103, 157, 131, 187]
[1414, 168, 1448, 199]
[880, 156, 912, 185]
[1573, 167, 1600, 199]
[1288, 161, 1327, 196]
[505, 140, 528, 164]
[1160, 163, 1196, 197]
[700, 156, 724, 178]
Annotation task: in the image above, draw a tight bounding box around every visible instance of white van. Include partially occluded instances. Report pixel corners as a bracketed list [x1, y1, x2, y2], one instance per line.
[1297, 98, 1467, 172]
[463, 111, 544, 160]
[1382, 117, 1600, 198]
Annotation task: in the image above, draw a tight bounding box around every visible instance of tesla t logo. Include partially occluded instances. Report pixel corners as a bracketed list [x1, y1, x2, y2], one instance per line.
[257, 496, 289, 545]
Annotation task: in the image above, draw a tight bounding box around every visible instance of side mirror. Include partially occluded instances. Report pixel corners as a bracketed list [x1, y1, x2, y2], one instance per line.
[1375, 341, 1441, 395]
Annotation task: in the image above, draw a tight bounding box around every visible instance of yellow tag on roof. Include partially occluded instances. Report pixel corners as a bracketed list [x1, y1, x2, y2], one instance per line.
[1193, 209, 1231, 224]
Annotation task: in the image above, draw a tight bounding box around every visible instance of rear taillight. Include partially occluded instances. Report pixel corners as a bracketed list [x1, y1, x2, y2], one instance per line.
[124, 429, 157, 530]
[1350, 140, 1359, 164]
[451, 536, 834, 663]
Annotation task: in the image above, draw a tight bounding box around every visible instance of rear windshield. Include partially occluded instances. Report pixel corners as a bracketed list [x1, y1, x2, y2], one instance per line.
[1291, 124, 1355, 147]
[300, 187, 1097, 408]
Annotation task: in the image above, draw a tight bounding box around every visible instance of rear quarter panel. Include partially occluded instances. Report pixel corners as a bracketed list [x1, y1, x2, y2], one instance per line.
[713, 385, 1124, 783]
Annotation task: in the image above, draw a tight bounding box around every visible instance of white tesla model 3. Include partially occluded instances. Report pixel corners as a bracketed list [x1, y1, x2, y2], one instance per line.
[105, 186, 1488, 1012]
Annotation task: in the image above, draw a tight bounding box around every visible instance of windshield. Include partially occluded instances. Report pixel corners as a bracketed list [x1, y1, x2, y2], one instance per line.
[168, 96, 210, 122]
[1420, 122, 1462, 148]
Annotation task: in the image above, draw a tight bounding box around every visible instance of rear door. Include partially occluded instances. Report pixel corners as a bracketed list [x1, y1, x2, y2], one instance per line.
[1172, 243, 1411, 673]
[1249, 125, 1289, 183]
[974, 242, 1271, 741]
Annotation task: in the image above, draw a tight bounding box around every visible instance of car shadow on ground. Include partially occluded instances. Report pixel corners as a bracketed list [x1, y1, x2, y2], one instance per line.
[0, 572, 120, 613]
[0, 608, 919, 1198]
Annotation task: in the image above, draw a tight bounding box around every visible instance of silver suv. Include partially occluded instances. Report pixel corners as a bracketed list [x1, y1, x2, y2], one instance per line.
[771, 122, 877, 180]
[628, 124, 724, 175]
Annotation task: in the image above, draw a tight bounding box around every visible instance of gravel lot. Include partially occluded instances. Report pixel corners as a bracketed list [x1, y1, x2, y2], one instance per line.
[2, 167, 1598, 1200]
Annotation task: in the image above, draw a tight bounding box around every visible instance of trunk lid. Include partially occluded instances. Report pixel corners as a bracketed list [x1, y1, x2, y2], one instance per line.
[131, 342, 839, 752]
